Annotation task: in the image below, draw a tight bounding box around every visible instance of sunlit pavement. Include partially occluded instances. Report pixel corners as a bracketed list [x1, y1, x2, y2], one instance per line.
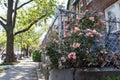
[0, 58, 38, 80]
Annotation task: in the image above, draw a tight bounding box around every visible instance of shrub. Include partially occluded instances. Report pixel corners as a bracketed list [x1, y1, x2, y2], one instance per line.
[44, 11, 120, 69]
[101, 76, 120, 80]
[32, 50, 41, 62]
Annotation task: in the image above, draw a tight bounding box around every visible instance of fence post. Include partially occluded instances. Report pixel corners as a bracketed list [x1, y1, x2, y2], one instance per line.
[58, 5, 63, 42]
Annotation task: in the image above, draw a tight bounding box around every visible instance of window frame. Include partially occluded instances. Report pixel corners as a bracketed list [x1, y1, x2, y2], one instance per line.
[105, 1, 120, 33]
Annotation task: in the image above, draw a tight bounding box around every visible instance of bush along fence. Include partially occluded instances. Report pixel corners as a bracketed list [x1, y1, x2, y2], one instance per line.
[40, 6, 120, 80]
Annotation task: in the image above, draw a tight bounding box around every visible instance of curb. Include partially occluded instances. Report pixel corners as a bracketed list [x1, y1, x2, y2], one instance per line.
[0, 65, 13, 69]
[36, 63, 45, 80]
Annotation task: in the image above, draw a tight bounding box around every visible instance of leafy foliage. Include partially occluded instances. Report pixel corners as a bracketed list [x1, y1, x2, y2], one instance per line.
[32, 50, 41, 62]
[101, 76, 120, 80]
[0, 32, 6, 49]
[0, 0, 57, 62]
[43, 11, 110, 69]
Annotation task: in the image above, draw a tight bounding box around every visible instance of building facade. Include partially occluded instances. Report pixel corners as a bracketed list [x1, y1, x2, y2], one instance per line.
[67, 0, 120, 32]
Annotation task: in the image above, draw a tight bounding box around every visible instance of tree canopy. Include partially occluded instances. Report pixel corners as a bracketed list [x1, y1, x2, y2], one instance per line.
[0, 0, 58, 62]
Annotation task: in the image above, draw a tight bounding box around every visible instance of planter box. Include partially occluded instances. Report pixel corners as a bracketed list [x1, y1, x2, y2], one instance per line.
[48, 68, 120, 80]
[49, 69, 74, 80]
[75, 68, 120, 80]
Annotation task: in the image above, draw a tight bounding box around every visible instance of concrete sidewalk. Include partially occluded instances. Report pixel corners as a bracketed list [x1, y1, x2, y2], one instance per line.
[0, 58, 38, 80]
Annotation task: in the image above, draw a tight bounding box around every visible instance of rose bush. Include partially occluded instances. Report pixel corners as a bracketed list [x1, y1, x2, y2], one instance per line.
[43, 11, 118, 69]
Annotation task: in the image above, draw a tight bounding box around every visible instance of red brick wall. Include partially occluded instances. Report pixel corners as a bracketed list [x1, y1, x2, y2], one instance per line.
[82, 0, 118, 12]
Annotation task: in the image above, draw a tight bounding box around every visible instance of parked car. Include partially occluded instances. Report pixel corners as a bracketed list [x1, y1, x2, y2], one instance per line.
[1, 53, 18, 61]
[1, 53, 6, 60]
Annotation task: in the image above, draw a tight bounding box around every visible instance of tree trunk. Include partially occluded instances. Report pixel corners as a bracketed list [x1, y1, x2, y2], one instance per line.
[5, 32, 15, 63]
[26, 45, 29, 57]
[4, 0, 15, 63]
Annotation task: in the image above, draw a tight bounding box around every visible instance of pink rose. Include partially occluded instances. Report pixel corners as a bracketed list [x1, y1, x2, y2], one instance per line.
[63, 32, 71, 38]
[78, 32, 83, 36]
[53, 39, 59, 44]
[74, 27, 80, 32]
[92, 29, 98, 34]
[63, 34, 67, 38]
[90, 34, 94, 37]
[86, 29, 92, 32]
[86, 32, 92, 37]
[89, 17, 95, 21]
[68, 52, 76, 59]
[99, 20, 106, 25]
[64, 26, 69, 29]
[76, 15, 81, 21]
[73, 43, 80, 48]
[98, 12, 104, 16]
[97, 19, 106, 26]
[61, 56, 66, 62]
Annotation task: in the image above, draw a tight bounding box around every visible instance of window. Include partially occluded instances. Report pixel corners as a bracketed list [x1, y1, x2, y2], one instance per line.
[80, 1, 83, 7]
[86, 0, 92, 5]
[105, 1, 120, 33]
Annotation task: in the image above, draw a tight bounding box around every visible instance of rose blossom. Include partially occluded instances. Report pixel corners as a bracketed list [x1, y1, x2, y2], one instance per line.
[63, 32, 71, 38]
[98, 12, 104, 16]
[86, 29, 92, 32]
[68, 52, 76, 59]
[76, 15, 81, 21]
[78, 32, 83, 36]
[61, 56, 66, 62]
[90, 34, 94, 37]
[89, 17, 95, 21]
[92, 29, 98, 34]
[97, 19, 106, 26]
[73, 43, 80, 48]
[64, 26, 69, 29]
[53, 39, 59, 44]
[74, 27, 80, 32]
[86, 32, 92, 37]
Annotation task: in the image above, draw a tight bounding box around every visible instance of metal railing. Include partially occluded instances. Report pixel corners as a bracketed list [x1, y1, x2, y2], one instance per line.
[105, 19, 120, 53]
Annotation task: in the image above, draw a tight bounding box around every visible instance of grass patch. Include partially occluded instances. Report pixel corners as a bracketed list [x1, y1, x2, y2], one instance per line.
[0, 68, 4, 73]
[0, 61, 20, 66]
[101, 76, 120, 80]
[18, 58, 25, 60]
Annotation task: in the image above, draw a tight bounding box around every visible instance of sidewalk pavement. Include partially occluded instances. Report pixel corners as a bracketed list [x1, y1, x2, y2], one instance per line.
[0, 58, 38, 80]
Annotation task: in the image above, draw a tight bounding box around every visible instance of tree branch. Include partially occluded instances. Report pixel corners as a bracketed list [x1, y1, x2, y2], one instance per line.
[14, 14, 46, 36]
[12, 0, 19, 28]
[0, 16, 7, 22]
[0, 19, 6, 29]
[17, 0, 33, 10]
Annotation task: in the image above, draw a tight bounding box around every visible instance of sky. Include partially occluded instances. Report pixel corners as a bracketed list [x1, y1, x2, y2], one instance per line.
[58, 0, 68, 8]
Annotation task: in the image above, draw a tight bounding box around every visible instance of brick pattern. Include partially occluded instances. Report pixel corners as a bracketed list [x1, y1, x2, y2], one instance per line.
[84, 0, 119, 12]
